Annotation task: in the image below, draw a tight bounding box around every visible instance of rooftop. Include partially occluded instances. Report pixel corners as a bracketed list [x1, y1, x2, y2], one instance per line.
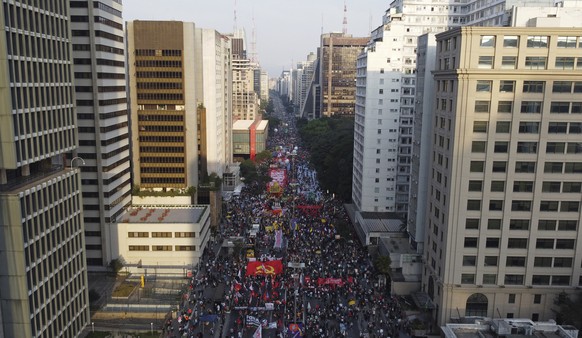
[357, 211, 404, 233]
[119, 205, 208, 224]
[442, 319, 578, 338]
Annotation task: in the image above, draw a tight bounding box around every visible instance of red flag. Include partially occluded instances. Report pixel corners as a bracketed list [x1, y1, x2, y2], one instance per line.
[246, 260, 283, 276]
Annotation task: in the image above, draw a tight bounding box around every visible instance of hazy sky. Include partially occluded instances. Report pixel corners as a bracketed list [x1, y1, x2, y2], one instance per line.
[122, 0, 389, 76]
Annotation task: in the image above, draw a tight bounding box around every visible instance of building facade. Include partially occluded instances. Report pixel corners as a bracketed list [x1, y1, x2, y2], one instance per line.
[232, 58, 259, 121]
[425, 26, 582, 324]
[319, 33, 368, 117]
[0, 1, 90, 336]
[70, 0, 132, 268]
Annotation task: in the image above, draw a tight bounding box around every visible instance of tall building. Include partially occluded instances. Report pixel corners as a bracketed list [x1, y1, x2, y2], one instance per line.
[319, 33, 368, 117]
[70, 0, 131, 269]
[352, 3, 455, 217]
[127, 21, 234, 190]
[0, 1, 90, 337]
[232, 58, 259, 121]
[425, 24, 582, 324]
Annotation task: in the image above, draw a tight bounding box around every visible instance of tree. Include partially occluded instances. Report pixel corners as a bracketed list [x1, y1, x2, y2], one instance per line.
[554, 291, 582, 328]
[374, 255, 392, 276]
[109, 258, 123, 274]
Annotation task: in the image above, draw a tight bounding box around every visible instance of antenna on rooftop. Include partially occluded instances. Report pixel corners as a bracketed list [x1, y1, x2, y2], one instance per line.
[233, 0, 238, 33]
[250, 11, 258, 64]
[342, 1, 348, 35]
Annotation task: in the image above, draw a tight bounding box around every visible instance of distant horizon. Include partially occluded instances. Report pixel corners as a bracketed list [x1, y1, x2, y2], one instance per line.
[122, 0, 388, 76]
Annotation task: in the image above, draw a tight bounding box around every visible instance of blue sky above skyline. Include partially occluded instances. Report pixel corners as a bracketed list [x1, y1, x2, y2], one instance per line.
[123, 0, 388, 76]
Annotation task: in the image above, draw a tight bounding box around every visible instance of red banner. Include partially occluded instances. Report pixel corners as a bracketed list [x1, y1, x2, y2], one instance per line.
[316, 277, 353, 286]
[246, 260, 283, 276]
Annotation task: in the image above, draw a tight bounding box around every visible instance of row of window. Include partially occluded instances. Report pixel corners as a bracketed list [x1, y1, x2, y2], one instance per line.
[475, 80, 582, 94]
[474, 121, 582, 135]
[464, 237, 575, 250]
[465, 218, 577, 231]
[479, 35, 582, 49]
[128, 245, 196, 251]
[470, 161, 582, 174]
[135, 49, 182, 57]
[473, 100, 582, 115]
[476, 56, 582, 70]
[135, 60, 183, 68]
[461, 273, 571, 286]
[468, 179, 582, 194]
[467, 199, 580, 212]
[128, 232, 195, 238]
[463, 255, 574, 268]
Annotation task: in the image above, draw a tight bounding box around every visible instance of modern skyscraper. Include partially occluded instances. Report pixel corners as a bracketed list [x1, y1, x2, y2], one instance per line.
[127, 21, 234, 191]
[425, 24, 582, 324]
[70, 0, 131, 269]
[0, 1, 90, 337]
[319, 33, 368, 118]
[232, 58, 259, 121]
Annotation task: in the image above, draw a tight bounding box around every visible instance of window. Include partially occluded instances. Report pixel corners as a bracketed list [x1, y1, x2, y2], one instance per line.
[175, 232, 196, 238]
[152, 245, 172, 251]
[548, 122, 568, 133]
[525, 57, 547, 69]
[542, 181, 561, 193]
[550, 102, 570, 114]
[534, 257, 552, 267]
[466, 219, 480, 229]
[523, 81, 545, 93]
[128, 232, 148, 238]
[554, 257, 573, 268]
[470, 161, 485, 172]
[472, 141, 486, 153]
[503, 35, 519, 48]
[475, 100, 490, 113]
[486, 237, 500, 248]
[574, 102, 582, 114]
[556, 57, 575, 70]
[499, 80, 515, 92]
[562, 182, 582, 193]
[464, 237, 478, 248]
[473, 121, 488, 133]
[461, 274, 476, 284]
[521, 101, 542, 114]
[508, 238, 528, 249]
[538, 220, 557, 231]
[152, 232, 172, 238]
[515, 162, 535, 173]
[484, 256, 498, 266]
[498, 101, 513, 113]
[483, 274, 497, 284]
[509, 219, 529, 230]
[517, 142, 537, 154]
[480, 36, 495, 47]
[560, 201, 579, 212]
[508, 294, 516, 304]
[501, 56, 517, 69]
[463, 256, 477, 266]
[527, 36, 548, 48]
[567, 142, 582, 154]
[570, 122, 582, 134]
[557, 36, 577, 48]
[519, 122, 539, 133]
[544, 162, 563, 173]
[547, 142, 565, 154]
[494, 142, 509, 153]
[489, 200, 503, 211]
[129, 245, 149, 251]
[492, 162, 507, 173]
[476, 80, 492, 92]
[536, 239, 554, 249]
[540, 201, 559, 212]
[565, 162, 582, 173]
[556, 239, 575, 249]
[505, 274, 524, 285]
[467, 200, 481, 211]
[478, 56, 494, 69]
[496, 121, 511, 133]
[513, 181, 533, 193]
[175, 245, 196, 251]
[552, 276, 570, 285]
[558, 220, 577, 231]
[553, 81, 572, 93]
[506, 257, 526, 267]
[469, 180, 483, 192]
[491, 181, 505, 192]
[488, 219, 502, 230]
[532, 275, 551, 285]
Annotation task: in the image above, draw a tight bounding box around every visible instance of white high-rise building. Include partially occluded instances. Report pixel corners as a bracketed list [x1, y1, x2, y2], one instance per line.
[70, 0, 132, 269]
[352, 2, 456, 216]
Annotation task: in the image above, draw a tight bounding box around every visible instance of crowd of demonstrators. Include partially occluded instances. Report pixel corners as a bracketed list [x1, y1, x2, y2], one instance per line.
[165, 106, 409, 337]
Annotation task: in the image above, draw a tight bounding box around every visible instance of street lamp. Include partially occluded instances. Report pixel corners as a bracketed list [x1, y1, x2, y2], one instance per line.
[91, 322, 94, 332]
[70, 156, 85, 169]
[150, 322, 153, 334]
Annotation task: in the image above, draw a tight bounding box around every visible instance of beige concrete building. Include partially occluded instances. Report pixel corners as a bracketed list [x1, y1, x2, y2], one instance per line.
[424, 26, 582, 324]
